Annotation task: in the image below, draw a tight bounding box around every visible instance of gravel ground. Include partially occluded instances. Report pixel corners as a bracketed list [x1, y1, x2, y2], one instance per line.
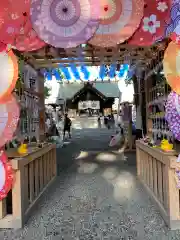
[0, 121, 180, 240]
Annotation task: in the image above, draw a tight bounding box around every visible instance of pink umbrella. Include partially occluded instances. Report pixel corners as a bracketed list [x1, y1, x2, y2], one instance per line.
[0, 150, 15, 201]
[0, 42, 7, 52]
[128, 0, 171, 46]
[165, 91, 180, 140]
[0, 95, 20, 148]
[89, 0, 144, 47]
[13, 18, 46, 52]
[30, 0, 100, 48]
[0, 0, 31, 45]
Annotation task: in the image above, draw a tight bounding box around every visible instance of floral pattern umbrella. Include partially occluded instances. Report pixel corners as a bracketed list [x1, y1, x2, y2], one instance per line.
[128, 0, 171, 46]
[165, 1, 180, 44]
[0, 50, 18, 103]
[163, 41, 180, 94]
[89, 0, 144, 47]
[30, 0, 100, 48]
[0, 150, 14, 201]
[0, 0, 31, 45]
[0, 95, 20, 148]
[13, 18, 46, 52]
[0, 42, 7, 52]
[165, 91, 180, 141]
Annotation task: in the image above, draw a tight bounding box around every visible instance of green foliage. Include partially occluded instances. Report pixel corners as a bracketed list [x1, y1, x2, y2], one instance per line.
[44, 81, 51, 99]
[124, 77, 133, 86]
[44, 68, 64, 99]
[56, 68, 65, 80]
[15, 58, 24, 90]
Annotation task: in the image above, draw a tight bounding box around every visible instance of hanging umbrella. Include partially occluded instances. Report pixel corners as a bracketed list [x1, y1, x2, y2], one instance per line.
[165, 1, 180, 44]
[0, 50, 18, 103]
[163, 41, 180, 94]
[0, 42, 7, 52]
[0, 1, 31, 45]
[13, 18, 46, 52]
[165, 91, 180, 141]
[128, 0, 171, 46]
[0, 150, 14, 201]
[30, 0, 100, 48]
[89, 0, 144, 47]
[0, 95, 20, 147]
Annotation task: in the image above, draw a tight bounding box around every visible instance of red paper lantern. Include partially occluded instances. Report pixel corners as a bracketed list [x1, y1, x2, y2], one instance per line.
[0, 95, 20, 147]
[0, 150, 14, 201]
[128, 0, 171, 46]
[0, 50, 18, 102]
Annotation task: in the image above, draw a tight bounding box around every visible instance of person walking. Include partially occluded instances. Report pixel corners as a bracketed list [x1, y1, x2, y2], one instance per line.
[97, 116, 101, 128]
[63, 114, 72, 139]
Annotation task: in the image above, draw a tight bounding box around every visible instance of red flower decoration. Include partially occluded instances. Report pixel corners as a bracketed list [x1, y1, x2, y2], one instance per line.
[128, 0, 170, 46]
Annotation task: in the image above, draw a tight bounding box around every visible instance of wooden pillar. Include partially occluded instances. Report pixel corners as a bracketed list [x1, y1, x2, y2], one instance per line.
[38, 73, 45, 141]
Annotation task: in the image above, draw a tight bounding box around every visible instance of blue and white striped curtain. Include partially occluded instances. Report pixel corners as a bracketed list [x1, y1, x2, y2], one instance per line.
[44, 64, 130, 83]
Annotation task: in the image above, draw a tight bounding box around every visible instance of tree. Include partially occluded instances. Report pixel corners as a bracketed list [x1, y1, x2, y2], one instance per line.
[44, 68, 64, 99]
[44, 82, 51, 99]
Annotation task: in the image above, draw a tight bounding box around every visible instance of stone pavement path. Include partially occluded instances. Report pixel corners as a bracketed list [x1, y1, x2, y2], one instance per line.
[0, 117, 180, 240]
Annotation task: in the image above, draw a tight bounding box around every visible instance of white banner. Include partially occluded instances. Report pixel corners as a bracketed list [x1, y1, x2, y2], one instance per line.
[78, 101, 100, 110]
[78, 101, 88, 110]
[89, 101, 100, 109]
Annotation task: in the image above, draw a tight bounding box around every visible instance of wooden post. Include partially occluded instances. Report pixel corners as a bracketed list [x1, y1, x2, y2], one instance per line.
[12, 168, 25, 228]
[0, 199, 7, 219]
[167, 167, 180, 220]
[136, 145, 141, 176]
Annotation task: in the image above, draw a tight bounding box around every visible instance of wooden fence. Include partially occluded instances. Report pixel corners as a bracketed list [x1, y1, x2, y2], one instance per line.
[0, 144, 56, 229]
[136, 140, 180, 230]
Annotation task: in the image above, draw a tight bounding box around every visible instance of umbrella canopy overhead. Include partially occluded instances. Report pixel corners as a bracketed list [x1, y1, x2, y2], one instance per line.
[30, 0, 100, 48]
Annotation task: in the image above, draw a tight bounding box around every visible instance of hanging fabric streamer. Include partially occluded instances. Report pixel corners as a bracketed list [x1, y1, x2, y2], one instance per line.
[46, 71, 52, 81]
[70, 63, 81, 80]
[76, 46, 90, 81]
[109, 63, 116, 79]
[60, 66, 71, 81]
[80, 65, 90, 81]
[99, 64, 106, 80]
[52, 69, 62, 81]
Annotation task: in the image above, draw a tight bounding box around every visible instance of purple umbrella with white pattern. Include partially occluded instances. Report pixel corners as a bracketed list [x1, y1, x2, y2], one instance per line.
[165, 91, 180, 141]
[30, 0, 100, 48]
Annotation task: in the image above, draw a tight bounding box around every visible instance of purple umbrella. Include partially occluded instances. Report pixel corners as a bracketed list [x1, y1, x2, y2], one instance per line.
[30, 0, 100, 48]
[165, 91, 180, 140]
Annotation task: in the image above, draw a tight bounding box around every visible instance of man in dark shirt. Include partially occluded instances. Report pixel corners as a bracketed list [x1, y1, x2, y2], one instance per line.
[63, 114, 72, 139]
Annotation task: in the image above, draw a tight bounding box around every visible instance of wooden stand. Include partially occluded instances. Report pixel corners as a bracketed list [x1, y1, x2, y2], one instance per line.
[0, 144, 56, 229]
[136, 140, 180, 230]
